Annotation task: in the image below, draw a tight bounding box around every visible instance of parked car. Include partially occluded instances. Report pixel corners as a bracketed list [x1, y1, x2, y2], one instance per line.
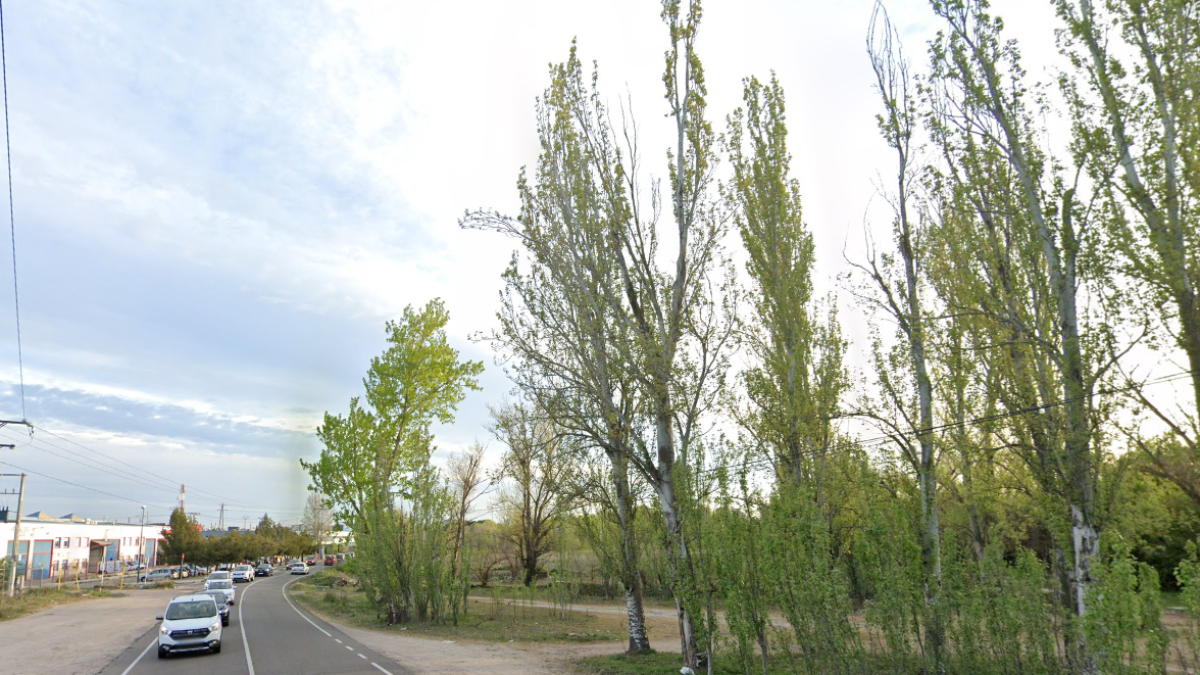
[140, 569, 174, 583]
[157, 594, 223, 658]
[290, 563, 309, 575]
[231, 564, 255, 583]
[255, 564, 273, 578]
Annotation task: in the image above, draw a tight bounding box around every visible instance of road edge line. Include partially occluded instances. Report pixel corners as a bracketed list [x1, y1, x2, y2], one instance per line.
[239, 579, 257, 675]
[118, 636, 157, 675]
[371, 663, 395, 675]
[281, 576, 332, 637]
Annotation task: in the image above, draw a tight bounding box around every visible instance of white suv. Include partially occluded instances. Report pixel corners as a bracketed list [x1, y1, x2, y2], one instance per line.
[157, 595, 223, 658]
[231, 564, 255, 583]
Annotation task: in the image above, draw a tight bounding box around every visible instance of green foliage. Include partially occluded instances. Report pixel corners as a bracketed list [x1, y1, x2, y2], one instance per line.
[1084, 543, 1168, 675]
[301, 299, 482, 624]
[160, 508, 203, 565]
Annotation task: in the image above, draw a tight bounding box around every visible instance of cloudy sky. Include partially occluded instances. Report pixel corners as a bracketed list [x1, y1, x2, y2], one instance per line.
[0, 0, 1068, 526]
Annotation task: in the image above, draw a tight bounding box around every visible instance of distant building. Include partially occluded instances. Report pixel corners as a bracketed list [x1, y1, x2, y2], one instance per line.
[0, 511, 168, 581]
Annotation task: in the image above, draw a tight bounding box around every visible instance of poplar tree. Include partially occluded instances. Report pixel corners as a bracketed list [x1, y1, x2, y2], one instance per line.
[926, 1, 1113, 668]
[858, 3, 944, 663]
[726, 74, 848, 494]
[1055, 0, 1200, 507]
[462, 45, 654, 654]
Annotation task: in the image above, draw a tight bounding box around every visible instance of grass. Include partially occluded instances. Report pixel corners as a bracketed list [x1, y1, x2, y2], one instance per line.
[0, 586, 121, 622]
[289, 571, 674, 644]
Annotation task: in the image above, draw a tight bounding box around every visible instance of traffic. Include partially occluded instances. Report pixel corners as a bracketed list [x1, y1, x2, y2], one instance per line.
[96, 551, 404, 675]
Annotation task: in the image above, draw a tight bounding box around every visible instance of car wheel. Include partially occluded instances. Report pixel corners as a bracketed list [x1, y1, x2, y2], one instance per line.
[158, 647, 169, 660]
[211, 642, 222, 654]
[222, 616, 229, 626]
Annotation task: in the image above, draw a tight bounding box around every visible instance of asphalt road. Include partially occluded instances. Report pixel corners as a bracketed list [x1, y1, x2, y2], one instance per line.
[98, 570, 412, 675]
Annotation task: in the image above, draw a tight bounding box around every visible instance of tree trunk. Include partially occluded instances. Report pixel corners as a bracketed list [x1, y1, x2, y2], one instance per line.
[1070, 504, 1100, 675]
[656, 463, 700, 669]
[610, 448, 652, 654]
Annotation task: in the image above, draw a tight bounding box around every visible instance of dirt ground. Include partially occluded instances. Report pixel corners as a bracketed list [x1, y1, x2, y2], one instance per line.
[0, 584, 189, 675]
[339, 620, 679, 675]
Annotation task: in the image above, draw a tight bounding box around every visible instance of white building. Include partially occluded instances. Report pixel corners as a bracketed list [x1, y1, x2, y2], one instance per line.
[0, 512, 167, 580]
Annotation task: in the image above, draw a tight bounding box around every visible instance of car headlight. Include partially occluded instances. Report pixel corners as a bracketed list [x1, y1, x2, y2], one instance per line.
[209, 621, 221, 632]
[160, 626, 170, 634]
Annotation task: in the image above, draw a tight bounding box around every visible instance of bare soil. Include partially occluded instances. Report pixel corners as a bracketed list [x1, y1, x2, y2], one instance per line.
[0, 584, 188, 675]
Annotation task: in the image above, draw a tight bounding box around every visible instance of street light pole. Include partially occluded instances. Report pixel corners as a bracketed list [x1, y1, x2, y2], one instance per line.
[138, 506, 146, 579]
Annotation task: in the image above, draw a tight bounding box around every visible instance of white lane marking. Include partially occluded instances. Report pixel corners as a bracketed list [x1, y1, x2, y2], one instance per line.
[239, 578, 257, 675]
[281, 577, 332, 637]
[346, 645, 355, 651]
[119, 636, 157, 675]
[335, 639, 343, 644]
[372, 663, 395, 675]
[359, 653, 367, 659]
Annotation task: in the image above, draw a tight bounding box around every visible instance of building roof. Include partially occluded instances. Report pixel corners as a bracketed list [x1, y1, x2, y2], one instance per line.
[24, 511, 58, 521]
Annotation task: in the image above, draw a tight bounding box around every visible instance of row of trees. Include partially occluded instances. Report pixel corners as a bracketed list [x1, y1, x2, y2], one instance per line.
[158, 508, 318, 567]
[455, 0, 1200, 673]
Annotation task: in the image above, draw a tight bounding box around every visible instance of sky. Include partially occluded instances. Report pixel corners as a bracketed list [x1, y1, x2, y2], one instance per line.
[0, 0, 1078, 526]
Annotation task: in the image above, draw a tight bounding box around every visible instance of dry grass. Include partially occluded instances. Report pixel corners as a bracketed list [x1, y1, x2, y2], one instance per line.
[289, 575, 678, 644]
[0, 587, 121, 622]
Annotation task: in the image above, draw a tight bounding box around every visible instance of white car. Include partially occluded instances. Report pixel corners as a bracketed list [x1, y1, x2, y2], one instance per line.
[289, 563, 309, 575]
[157, 595, 223, 658]
[231, 564, 255, 583]
[204, 578, 237, 607]
[208, 570, 231, 582]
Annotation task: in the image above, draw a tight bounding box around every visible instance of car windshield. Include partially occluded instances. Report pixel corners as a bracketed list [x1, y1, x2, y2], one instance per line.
[235, 566, 251, 571]
[208, 580, 232, 589]
[165, 600, 217, 621]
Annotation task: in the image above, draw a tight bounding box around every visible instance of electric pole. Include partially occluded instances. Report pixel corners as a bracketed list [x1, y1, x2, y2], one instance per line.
[4, 473, 26, 597]
[138, 505, 146, 577]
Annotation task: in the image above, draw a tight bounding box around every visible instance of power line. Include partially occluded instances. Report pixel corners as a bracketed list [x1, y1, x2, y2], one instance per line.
[0, 427, 303, 517]
[0, 428, 183, 496]
[0, 459, 174, 510]
[31, 424, 257, 508]
[0, 0, 24, 421]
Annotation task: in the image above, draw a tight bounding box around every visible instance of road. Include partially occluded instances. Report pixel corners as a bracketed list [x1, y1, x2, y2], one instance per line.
[98, 570, 413, 675]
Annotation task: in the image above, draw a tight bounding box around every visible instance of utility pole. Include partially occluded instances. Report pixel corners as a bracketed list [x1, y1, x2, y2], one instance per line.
[218, 503, 225, 531]
[138, 506, 146, 578]
[5, 473, 26, 597]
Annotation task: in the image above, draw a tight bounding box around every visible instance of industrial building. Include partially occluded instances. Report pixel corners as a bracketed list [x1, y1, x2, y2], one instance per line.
[0, 509, 167, 582]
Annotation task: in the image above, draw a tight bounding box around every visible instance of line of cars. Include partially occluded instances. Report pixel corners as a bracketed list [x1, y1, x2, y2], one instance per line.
[156, 570, 237, 658]
[154, 560, 316, 658]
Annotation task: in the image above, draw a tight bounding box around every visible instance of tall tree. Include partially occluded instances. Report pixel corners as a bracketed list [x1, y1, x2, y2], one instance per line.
[462, 42, 657, 655]
[1055, 0, 1200, 507]
[726, 74, 848, 494]
[859, 3, 944, 663]
[301, 299, 483, 623]
[595, 1, 734, 665]
[925, 1, 1114, 669]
